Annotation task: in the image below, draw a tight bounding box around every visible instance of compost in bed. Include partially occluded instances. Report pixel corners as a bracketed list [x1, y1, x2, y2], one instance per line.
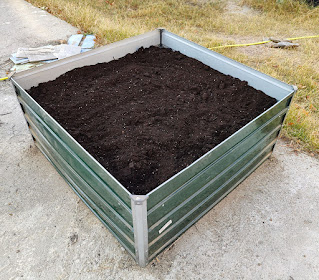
[28, 46, 276, 194]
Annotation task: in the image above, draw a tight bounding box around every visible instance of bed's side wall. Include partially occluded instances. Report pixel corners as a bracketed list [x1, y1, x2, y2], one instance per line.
[147, 94, 292, 261]
[147, 30, 295, 262]
[13, 82, 136, 259]
[161, 30, 294, 101]
[13, 30, 161, 90]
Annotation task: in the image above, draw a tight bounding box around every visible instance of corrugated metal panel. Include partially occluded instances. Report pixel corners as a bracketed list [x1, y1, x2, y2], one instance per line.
[30, 124, 136, 258]
[148, 126, 279, 250]
[148, 140, 275, 260]
[147, 108, 286, 238]
[13, 82, 131, 207]
[147, 95, 292, 210]
[13, 84, 135, 257]
[148, 131, 280, 254]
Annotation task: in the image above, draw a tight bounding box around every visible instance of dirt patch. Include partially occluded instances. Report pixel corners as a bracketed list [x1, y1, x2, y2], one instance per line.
[225, 2, 259, 16]
[28, 46, 276, 194]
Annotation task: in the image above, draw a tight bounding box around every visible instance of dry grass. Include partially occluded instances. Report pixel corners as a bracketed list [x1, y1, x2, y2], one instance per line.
[26, 0, 319, 153]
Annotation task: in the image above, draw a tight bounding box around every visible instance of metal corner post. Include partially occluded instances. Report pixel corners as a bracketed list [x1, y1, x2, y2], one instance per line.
[272, 85, 297, 154]
[131, 195, 149, 267]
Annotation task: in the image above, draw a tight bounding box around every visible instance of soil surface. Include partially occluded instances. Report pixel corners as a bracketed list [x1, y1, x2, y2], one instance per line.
[28, 47, 276, 194]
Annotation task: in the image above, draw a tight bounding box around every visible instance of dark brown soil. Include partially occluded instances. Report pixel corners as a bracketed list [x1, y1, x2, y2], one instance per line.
[28, 46, 276, 194]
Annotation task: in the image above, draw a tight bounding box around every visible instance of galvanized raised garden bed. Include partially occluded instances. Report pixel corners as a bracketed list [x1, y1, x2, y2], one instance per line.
[11, 29, 296, 267]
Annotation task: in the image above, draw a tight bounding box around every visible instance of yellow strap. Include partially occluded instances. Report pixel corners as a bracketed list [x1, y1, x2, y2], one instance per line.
[211, 40, 270, 49]
[287, 35, 319, 40]
[0, 77, 8, 81]
[209, 34, 319, 49]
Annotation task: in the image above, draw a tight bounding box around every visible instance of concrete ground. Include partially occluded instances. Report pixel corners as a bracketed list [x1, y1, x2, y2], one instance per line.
[1, 1, 319, 279]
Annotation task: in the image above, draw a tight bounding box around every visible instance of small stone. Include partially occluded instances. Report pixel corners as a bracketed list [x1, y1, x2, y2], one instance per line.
[175, 54, 184, 60]
[129, 162, 134, 169]
[189, 86, 201, 95]
[219, 82, 226, 89]
[144, 72, 151, 77]
[70, 233, 78, 244]
[210, 115, 217, 121]
[189, 94, 196, 101]
[202, 92, 209, 101]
